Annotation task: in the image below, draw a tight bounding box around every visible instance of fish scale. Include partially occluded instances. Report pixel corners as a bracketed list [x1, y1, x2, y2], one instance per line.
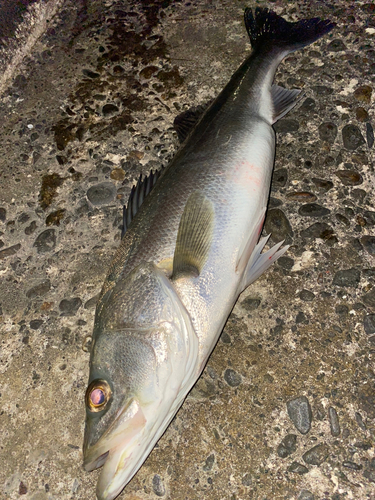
[83, 8, 335, 500]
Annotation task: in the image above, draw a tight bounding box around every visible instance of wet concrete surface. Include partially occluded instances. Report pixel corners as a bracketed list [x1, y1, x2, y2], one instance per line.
[0, 0, 374, 499]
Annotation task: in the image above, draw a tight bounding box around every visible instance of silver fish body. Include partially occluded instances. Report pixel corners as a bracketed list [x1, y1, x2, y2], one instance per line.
[83, 8, 335, 500]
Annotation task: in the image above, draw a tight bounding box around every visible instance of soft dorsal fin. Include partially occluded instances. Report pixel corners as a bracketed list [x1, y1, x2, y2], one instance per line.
[172, 191, 214, 280]
[173, 101, 213, 143]
[122, 169, 163, 238]
[271, 85, 303, 123]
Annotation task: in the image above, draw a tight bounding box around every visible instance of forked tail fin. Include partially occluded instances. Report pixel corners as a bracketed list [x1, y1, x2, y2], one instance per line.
[244, 7, 335, 53]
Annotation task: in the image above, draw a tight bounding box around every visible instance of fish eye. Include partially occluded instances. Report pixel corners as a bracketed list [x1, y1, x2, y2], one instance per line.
[85, 379, 112, 412]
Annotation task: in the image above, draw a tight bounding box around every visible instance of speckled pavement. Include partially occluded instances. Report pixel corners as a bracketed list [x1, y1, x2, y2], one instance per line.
[0, 1, 374, 499]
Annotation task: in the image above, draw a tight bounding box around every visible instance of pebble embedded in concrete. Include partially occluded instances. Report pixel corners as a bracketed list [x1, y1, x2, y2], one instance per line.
[287, 396, 312, 435]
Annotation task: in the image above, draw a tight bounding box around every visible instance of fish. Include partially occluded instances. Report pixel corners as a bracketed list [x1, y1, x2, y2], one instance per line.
[83, 8, 335, 500]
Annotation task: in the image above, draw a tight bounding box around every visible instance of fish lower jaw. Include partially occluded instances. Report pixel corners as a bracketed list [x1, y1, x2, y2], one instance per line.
[84, 450, 109, 472]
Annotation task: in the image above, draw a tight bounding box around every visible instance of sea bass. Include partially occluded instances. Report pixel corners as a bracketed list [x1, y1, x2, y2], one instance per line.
[83, 8, 335, 499]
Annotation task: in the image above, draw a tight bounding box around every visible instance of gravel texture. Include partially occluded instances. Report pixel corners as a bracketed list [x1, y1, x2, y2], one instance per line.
[0, 1, 374, 499]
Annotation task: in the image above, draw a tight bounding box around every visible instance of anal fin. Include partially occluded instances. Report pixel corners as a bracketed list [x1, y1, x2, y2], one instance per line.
[271, 85, 303, 123]
[172, 191, 214, 280]
[240, 235, 289, 292]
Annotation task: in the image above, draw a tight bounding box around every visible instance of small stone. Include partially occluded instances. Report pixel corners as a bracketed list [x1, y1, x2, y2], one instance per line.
[241, 297, 261, 311]
[364, 211, 375, 226]
[318, 122, 337, 143]
[33, 229, 56, 253]
[25, 221, 37, 235]
[311, 178, 333, 193]
[354, 441, 372, 451]
[366, 122, 374, 148]
[356, 107, 369, 122]
[221, 331, 231, 344]
[328, 407, 340, 436]
[300, 222, 334, 240]
[241, 473, 252, 486]
[312, 85, 333, 96]
[300, 98, 316, 112]
[327, 39, 346, 52]
[264, 209, 293, 243]
[152, 474, 165, 497]
[355, 411, 366, 430]
[82, 69, 100, 78]
[299, 290, 315, 302]
[298, 490, 314, 500]
[84, 294, 99, 309]
[26, 280, 51, 299]
[288, 461, 308, 474]
[110, 168, 125, 181]
[363, 470, 375, 483]
[351, 189, 366, 203]
[0, 243, 21, 260]
[335, 170, 363, 186]
[287, 396, 312, 434]
[87, 182, 116, 206]
[203, 454, 215, 471]
[298, 204, 330, 217]
[361, 236, 375, 256]
[336, 213, 350, 226]
[224, 368, 242, 387]
[342, 124, 365, 150]
[277, 434, 297, 458]
[353, 85, 372, 104]
[0, 207, 6, 222]
[268, 197, 283, 208]
[286, 192, 317, 202]
[102, 104, 119, 116]
[296, 311, 307, 324]
[113, 65, 125, 75]
[302, 443, 329, 465]
[335, 304, 349, 316]
[18, 213, 30, 224]
[272, 168, 288, 187]
[19, 482, 27, 495]
[140, 65, 158, 79]
[30, 319, 43, 330]
[82, 336, 92, 353]
[277, 256, 294, 270]
[59, 298, 82, 316]
[332, 268, 360, 287]
[364, 315, 375, 335]
[342, 461, 363, 470]
[274, 119, 299, 133]
[13, 74, 28, 89]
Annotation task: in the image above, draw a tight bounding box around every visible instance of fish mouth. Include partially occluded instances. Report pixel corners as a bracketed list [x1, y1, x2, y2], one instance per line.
[83, 399, 147, 500]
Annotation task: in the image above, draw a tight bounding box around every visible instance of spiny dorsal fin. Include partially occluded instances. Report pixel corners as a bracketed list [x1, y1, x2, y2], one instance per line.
[173, 101, 213, 143]
[271, 85, 303, 124]
[122, 169, 163, 238]
[172, 191, 214, 280]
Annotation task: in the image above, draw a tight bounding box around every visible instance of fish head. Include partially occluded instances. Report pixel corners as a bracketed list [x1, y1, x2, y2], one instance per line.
[83, 262, 198, 500]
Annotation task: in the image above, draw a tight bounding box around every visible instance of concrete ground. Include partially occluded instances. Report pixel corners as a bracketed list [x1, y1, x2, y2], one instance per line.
[0, 1, 374, 499]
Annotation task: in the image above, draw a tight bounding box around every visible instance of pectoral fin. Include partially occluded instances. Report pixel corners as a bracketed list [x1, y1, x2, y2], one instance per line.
[172, 192, 214, 280]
